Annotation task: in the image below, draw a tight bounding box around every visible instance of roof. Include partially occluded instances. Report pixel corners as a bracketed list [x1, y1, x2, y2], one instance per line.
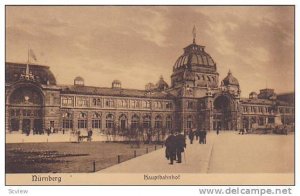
[240, 98, 292, 106]
[60, 85, 173, 99]
[222, 70, 239, 86]
[173, 43, 216, 71]
[6, 62, 57, 85]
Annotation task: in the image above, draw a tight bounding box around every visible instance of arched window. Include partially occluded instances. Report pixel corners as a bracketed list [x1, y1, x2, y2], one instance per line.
[187, 115, 193, 129]
[154, 115, 162, 129]
[92, 98, 102, 107]
[92, 112, 101, 129]
[78, 112, 87, 129]
[131, 114, 140, 129]
[106, 114, 114, 129]
[143, 115, 151, 128]
[119, 114, 128, 130]
[166, 115, 172, 129]
[62, 112, 73, 129]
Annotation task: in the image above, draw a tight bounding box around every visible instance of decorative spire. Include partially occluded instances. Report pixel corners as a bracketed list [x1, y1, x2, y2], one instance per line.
[228, 69, 232, 75]
[192, 25, 196, 44]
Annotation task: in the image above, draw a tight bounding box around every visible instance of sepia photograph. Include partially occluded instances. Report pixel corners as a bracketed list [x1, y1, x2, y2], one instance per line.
[5, 5, 295, 185]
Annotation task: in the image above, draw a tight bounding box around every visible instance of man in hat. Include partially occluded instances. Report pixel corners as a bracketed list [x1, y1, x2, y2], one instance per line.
[175, 130, 186, 163]
[165, 131, 177, 165]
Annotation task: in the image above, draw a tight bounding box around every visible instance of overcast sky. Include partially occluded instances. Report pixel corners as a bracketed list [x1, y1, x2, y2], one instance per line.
[6, 6, 294, 97]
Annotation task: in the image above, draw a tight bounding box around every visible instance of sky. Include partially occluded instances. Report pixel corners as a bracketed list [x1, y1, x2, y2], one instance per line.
[5, 6, 294, 97]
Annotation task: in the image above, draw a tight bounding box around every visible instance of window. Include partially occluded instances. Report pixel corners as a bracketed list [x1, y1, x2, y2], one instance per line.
[131, 100, 139, 108]
[187, 115, 193, 129]
[62, 96, 73, 107]
[78, 120, 87, 128]
[142, 101, 150, 109]
[166, 115, 172, 129]
[105, 99, 115, 107]
[62, 119, 73, 129]
[258, 117, 264, 126]
[92, 98, 102, 107]
[143, 115, 151, 128]
[131, 114, 139, 129]
[166, 102, 173, 109]
[106, 114, 114, 128]
[77, 112, 87, 128]
[118, 100, 128, 108]
[154, 115, 162, 129]
[92, 120, 101, 129]
[77, 97, 89, 107]
[23, 109, 31, 116]
[92, 112, 101, 129]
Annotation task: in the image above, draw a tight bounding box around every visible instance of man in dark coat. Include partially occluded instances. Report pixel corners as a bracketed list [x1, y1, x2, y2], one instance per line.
[188, 129, 194, 144]
[175, 131, 186, 163]
[203, 129, 207, 144]
[165, 132, 177, 165]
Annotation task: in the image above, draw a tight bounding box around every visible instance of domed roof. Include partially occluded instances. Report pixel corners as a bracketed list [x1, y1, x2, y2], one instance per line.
[156, 76, 169, 90]
[222, 70, 239, 86]
[112, 79, 121, 84]
[173, 43, 216, 71]
[74, 76, 84, 81]
[5, 62, 57, 85]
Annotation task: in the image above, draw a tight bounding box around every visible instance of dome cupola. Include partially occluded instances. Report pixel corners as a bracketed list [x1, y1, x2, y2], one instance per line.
[156, 75, 169, 91]
[221, 70, 239, 86]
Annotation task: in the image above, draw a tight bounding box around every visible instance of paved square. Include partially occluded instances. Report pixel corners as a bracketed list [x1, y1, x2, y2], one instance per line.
[100, 132, 294, 173]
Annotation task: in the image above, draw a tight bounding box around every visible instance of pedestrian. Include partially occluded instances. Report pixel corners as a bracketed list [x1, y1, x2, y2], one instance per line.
[88, 129, 93, 142]
[199, 129, 203, 144]
[175, 130, 186, 163]
[217, 125, 220, 135]
[203, 129, 207, 144]
[165, 131, 176, 165]
[188, 128, 194, 144]
[195, 129, 199, 141]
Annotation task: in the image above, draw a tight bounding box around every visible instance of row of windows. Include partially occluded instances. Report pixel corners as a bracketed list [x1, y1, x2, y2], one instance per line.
[243, 106, 273, 114]
[243, 106, 294, 114]
[61, 96, 173, 110]
[62, 118, 173, 129]
[10, 109, 42, 117]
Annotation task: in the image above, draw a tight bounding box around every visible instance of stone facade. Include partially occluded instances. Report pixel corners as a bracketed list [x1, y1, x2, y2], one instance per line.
[5, 37, 295, 134]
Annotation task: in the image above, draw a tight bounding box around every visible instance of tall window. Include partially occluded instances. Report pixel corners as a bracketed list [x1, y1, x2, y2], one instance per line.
[106, 114, 114, 128]
[166, 102, 173, 109]
[62, 112, 73, 129]
[92, 98, 102, 107]
[131, 114, 139, 129]
[78, 112, 87, 129]
[77, 97, 89, 107]
[92, 112, 101, 129]
[143, 115, 151, 128]
[166, 115, 172, 129]
[142, 101, 150, 109]
[105, 99, 115, 107]
[154, 115, 162, 129]
[187, 115, 193, 129]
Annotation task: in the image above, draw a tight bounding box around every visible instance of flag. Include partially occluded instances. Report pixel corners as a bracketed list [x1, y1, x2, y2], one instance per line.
[29, 49, 37, 62]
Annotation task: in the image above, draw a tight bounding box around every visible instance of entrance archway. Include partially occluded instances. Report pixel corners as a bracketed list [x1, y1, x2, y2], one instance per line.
[213, 95, 233, 130]
[8, 85, 44, 134]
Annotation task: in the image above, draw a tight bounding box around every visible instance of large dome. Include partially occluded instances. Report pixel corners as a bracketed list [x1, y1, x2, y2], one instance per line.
[173, 43, 216, 71]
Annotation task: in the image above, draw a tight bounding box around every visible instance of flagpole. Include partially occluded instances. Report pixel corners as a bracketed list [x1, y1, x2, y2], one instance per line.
[26, 46, 30, 76]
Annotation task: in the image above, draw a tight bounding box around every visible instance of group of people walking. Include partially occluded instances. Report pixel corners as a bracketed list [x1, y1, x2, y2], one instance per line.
[165, 131, 186, 165]
[188, 128, 207, 144]
[164, 128, 211, 165]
